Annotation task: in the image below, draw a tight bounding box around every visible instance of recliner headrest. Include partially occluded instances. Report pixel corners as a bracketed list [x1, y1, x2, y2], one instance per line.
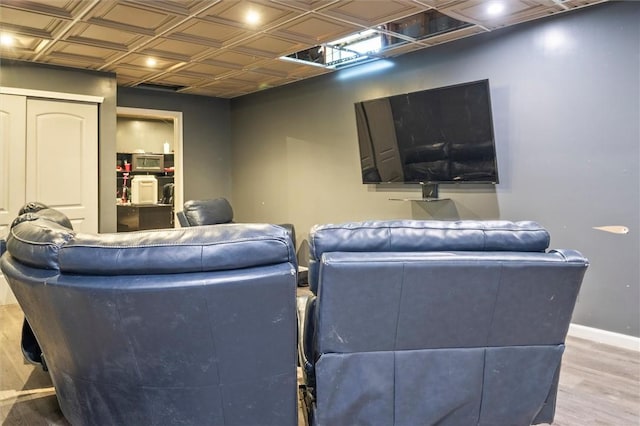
[182, 198, 234, 226]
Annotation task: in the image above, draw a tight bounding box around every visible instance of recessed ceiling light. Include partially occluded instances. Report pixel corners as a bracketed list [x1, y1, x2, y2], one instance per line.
[487, 3, 505, 16]
[246, 10, 260, 25]
[0, 34, 15, 47]
[146, 57, 157, 67]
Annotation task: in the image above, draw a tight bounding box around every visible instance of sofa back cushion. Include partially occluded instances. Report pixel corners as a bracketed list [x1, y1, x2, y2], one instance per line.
[60, 224, 294, 274]
[308, 220, 550, 293]
[7, 208, 295, 274]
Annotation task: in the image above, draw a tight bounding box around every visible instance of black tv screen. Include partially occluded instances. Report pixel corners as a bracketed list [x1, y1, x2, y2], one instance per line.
[355, 79, 498, 184]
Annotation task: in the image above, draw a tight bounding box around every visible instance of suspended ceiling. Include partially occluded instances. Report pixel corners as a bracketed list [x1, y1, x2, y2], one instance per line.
[0, 0, 608, 99]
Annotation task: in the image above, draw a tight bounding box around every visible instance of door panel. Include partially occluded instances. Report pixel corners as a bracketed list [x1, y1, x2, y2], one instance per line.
[26, 99, 98, 233]
[0, 94, 26, 304]
[0, 94, 27, 237]
[0, 95, 98, 305]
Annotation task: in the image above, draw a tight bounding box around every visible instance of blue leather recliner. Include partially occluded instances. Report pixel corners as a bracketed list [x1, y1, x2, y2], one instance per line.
[177, 197, 235, 228]
[177, 197, 297, 248]
[299, 220, 589, 426]
[178, 198, 308, 286]
[1, 204, 299, 426]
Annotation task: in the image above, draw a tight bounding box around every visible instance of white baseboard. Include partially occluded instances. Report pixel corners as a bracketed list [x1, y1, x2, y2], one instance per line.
[568, 323, 640, 352]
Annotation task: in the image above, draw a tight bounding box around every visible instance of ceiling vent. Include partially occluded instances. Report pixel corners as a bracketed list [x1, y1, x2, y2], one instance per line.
[134, 83, 186, 92]
[281, 9, 472, 69]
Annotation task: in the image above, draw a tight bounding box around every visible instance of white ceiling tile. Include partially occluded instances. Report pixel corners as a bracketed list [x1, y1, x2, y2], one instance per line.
[0, 0, 611, 98]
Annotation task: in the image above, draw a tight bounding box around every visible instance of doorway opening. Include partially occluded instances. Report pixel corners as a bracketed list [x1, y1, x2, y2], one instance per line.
[116, 107, 184, 229]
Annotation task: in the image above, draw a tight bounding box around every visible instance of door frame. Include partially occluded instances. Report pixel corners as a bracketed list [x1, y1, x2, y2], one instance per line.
[116, 107, 184, 226]
[0, 86, 104, 103]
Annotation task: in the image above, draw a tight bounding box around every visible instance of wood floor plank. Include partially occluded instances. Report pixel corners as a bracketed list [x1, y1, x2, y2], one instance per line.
[1, 303, 638, 425]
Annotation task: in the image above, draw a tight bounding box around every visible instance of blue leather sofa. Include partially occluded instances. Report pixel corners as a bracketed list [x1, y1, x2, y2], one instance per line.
[300, 220, 588, 426]
[1, 204, 299, 426]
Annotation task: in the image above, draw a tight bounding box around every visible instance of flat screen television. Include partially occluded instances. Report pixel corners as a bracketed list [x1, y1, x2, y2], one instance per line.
[354, 79, 498, 186]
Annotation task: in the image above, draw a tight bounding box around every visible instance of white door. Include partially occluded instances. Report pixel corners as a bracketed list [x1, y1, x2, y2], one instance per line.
[0, 94, 27, 304]
[0, 95, 98, 305]
[26, 99, 98, 233]
[0, 94, 27, 236]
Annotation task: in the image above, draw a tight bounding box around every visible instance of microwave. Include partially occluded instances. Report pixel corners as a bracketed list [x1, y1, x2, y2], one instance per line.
[131, 153, 164, 172]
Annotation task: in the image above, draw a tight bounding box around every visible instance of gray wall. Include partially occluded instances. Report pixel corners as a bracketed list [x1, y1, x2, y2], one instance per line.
[0, 60, 118, 232]
[230, 2, 639, 337]
[116, 117, 174, 153]
[117, 88, 231, 203]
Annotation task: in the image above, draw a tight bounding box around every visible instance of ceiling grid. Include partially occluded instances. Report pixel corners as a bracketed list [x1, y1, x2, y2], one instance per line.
[0, 0, 608, 98]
